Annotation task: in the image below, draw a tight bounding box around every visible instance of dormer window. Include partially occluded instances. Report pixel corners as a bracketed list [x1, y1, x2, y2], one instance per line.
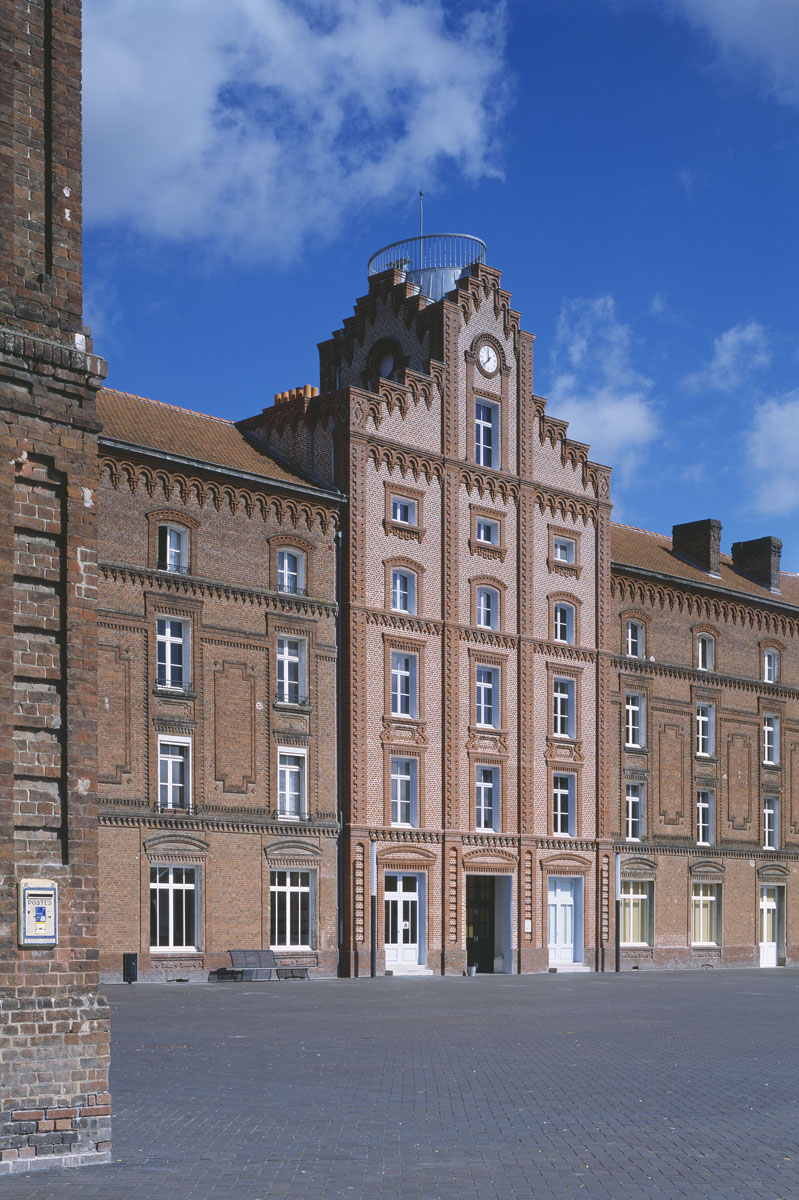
[158, 524, 188, 574]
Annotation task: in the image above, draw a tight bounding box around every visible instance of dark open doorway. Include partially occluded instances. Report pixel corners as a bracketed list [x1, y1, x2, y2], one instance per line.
[466, 876, 495, 973]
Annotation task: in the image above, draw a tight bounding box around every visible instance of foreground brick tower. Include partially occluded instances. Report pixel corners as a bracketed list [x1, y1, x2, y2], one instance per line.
[0, 0, 111, 1171]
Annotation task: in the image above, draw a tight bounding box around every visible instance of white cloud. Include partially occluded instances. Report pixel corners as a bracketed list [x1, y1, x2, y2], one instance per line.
[548, 296, 660, 471]
[682, 321, 771, 393]
[83, 0, 509, 262]
[746, 389, 799, 515]
[667, 0, 799, 106]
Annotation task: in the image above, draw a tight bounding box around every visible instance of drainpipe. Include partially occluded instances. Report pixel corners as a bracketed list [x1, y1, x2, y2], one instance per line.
[335, 527, 344, 975]
[370, 839, 377, 978]
[615, 851, 621, 973]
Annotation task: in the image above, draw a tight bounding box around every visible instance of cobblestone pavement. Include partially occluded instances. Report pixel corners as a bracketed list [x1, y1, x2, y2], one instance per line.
[4, 970, 798, 1200]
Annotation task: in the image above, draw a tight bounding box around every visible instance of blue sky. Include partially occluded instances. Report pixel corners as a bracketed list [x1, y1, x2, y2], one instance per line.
[82, 0, 799, 566]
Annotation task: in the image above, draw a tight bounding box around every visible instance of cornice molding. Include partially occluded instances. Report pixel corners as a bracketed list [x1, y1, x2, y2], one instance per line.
[100, 454, 340, 531]
[99, 561, 337, 618]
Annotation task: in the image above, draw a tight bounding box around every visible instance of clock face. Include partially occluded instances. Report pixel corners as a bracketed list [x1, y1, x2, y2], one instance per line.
[478, 344, 498, 374]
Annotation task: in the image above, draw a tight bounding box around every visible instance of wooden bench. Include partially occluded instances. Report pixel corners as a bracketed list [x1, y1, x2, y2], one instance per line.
[216, 949, 309, 982]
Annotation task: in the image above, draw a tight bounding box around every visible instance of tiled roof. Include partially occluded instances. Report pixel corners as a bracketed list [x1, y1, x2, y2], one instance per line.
[611, 523, 799, 607]
[97, 389, 327, 492]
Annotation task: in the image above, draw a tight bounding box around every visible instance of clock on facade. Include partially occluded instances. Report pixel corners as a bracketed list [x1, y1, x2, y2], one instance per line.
[478, 343, 499, 375]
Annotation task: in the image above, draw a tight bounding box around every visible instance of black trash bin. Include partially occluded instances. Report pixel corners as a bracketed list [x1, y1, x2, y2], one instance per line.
[122, 952, 138, 984]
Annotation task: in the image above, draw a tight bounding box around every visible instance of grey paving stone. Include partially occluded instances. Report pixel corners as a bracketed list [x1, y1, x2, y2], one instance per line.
[1, 970, 798, 1199]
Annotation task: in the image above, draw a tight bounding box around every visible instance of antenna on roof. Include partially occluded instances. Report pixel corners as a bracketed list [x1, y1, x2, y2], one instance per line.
[419, 190, 423, 240]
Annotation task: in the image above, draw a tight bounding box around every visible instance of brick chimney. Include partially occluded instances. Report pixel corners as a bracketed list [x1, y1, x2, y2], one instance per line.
[671, 519, 722, 576]
[731, 536, 782, 593]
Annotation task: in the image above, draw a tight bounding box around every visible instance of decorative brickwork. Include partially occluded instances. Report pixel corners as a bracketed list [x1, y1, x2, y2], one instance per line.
[0, 0, 111, 1170]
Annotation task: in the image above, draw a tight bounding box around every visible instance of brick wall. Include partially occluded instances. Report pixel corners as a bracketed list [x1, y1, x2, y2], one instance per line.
[96, 445, 340, 980]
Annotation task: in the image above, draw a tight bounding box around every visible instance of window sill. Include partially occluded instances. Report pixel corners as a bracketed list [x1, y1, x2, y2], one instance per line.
[547, 557, 582, 579]
[153, 685, 197, 700]
[273, 698, 312, 713]
[624, 744, 648, 754]
[384, 519, 424, 542]
[150, 947, 199, 954]
[469, 538, 506, 562]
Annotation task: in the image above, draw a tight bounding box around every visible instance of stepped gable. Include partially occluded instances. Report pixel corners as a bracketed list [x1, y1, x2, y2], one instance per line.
[612, 522, 799, 605]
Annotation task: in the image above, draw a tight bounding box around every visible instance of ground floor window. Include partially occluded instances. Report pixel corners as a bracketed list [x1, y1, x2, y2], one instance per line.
[150, 866, 197, 949]
[270, 869, 311, 948]
[691, 882, 721, 945]
[620, 879, 652, 946]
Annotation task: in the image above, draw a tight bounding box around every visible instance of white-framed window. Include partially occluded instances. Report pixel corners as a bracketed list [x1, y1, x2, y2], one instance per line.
[276, 637, 306, 705]
[278, 749, 307, 819]
[156, 617, 189, 689]
[552, 773, 575, 837]
[390, 651, 417, 718]
[620, 880, 652, 946]
[158, 737, 190, 811]
[763, 649, 779, 684]
[763, 714, 779, 765]
[554, 602, 575, 644]
[158, 524, 188, 573]
[625, 692, 645, 748]
[697, 633, 715, 672]
[475, 665, 499, 728]
[553, 677, 575, 738]
[475, 400, 499, 468]
[475, 764, 499, 830]
[391, 568, 416, 615]
[475, 517, 499, 546]
[150, 865, 196, 949]
[390, 757, 418, 826]
[763, 795, 779, 850]
[696, 703, 715, 757]
[270, 869, 312, 948]
[696, 789, 714, 845]
[626, 619, 645, 658]
[391, 495, 417, 526]
[277, 548, 306, 595]
[476, 586, 499, 630]
[553, 536, 575, 564]
[692, 882, 720, 946]
[626, 782, 644, 841]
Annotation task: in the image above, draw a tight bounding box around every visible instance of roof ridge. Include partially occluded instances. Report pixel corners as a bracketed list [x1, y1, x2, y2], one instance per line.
[611, 521, 669, 539]
[101, 387, 234, 426]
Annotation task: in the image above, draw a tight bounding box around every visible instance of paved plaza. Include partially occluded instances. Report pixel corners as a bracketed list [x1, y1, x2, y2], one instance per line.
[4, 970, 798, 1200]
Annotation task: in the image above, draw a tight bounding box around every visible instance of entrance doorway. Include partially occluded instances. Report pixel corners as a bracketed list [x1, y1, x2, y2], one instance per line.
[466, 876, 495, 973]
[384, 874, 421, 967]
[759, 886, 780, 968]
[465, 875, 513, 973]
[547, 877, 584, 967]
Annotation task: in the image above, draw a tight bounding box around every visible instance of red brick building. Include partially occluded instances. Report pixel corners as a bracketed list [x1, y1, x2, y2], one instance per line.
[610, 519, 799, 968]
[95, 389, 342, 980]
[243, 239, 614, 975]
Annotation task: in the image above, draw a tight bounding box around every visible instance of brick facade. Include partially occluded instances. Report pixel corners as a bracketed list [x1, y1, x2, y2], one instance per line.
[245, 261, 613, 976]
[95, 392, 342, 980]
[0, 0, 111, 1172]
[610, 522, 799, 968]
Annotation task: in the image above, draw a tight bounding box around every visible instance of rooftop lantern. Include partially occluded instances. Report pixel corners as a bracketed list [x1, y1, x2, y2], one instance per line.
[367, 233, 486, 303]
